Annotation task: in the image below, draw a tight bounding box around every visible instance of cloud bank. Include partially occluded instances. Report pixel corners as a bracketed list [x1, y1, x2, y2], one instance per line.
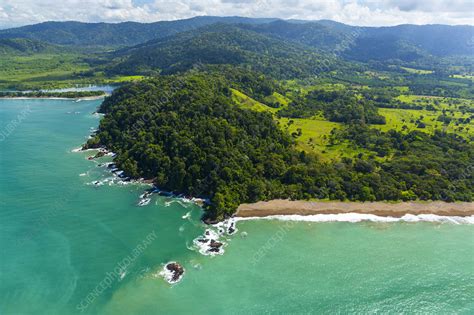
[0, 0, 472, 29]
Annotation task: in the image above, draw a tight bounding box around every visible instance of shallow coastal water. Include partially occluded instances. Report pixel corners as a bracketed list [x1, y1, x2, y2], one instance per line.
[1, 99, 473, 314]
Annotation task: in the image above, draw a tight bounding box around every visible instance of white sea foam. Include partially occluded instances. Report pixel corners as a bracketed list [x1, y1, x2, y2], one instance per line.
[191, 218, 241, 256]
[182, 211, 192, 219]
[192, 229, 226, 256]
[71, 147, 107, 153]
[138, 198, 151, 207]
[88, 180, 104, 187]
[213, 218, 238, 235]
[119, 270, 127, 281]
[235, 213, 474, 225]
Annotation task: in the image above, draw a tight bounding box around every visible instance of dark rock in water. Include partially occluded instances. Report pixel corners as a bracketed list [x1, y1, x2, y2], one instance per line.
[197, 238, 208, 243]
[203, 217, 219, 225]
[205, 231, 210, 236]
[166, 262, 184, 282]
[158, 191, 173, 197]
[82, 143, 101, 150]
[209, 240, 223, 249]
[228, 226, 235, 234]
[94, 151, 106, 159]
[208, 247, 220, 253]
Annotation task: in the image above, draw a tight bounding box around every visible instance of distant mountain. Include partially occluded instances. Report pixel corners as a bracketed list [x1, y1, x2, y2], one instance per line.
[105, 24, 341, 78]
[243, 21, 474, 61]
[1, 17, 471, 62]
[0, 38, 68, 55]
[360, 24, 474, 57]
[0, 16, 276, 47]
[240, 20, 351, 52]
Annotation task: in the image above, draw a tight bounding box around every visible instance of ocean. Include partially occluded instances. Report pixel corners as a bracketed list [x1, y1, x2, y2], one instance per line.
[1, 98, 473, 314]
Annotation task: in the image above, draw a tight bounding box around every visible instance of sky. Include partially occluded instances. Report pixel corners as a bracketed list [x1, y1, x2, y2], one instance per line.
[0, 0, 473, 29]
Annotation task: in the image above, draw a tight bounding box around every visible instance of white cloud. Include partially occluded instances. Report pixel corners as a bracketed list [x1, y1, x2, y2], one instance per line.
[0, 0, 472, 29]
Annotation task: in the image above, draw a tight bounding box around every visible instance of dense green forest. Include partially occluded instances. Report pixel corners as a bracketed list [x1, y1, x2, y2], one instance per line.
[0, 17, 276, 47]
[0, 38, 70, 55]
[87, 72, 473, 220]
[2, 17, 473, 220]
[105, 24, 343, 78]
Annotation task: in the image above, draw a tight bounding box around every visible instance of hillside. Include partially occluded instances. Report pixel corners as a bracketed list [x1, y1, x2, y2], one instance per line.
[87, 73, 303, 219]
[360, 24, 474, 57]
[240, 20, 351, 52]
[0, 38, 68, 55]
[2, 18, 471, 61]
[105, 24, 342, 78]
[0, 16, 472, 219]
[0, 16, 276, 47]
[243, 21, 474, 61]
[87, 72, 474, 220]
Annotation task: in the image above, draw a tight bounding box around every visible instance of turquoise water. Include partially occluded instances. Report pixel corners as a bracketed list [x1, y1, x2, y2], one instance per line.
[0, 98, 473, 314]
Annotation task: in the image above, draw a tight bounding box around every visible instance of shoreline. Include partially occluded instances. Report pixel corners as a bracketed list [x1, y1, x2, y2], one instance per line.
[0, 95, 107, 100]
[236, 200, 474, 218]
[73, 146, 209, 205]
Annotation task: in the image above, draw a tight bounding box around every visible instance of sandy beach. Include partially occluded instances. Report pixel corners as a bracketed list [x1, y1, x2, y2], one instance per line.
[236, 200, 474, 218]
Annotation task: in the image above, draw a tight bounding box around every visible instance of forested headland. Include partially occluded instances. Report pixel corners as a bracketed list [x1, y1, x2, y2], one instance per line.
[1, 17, 473, 220]
[87, 71, 473, 220]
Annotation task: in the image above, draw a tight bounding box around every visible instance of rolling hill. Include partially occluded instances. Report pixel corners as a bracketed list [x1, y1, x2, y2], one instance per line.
[0, 16, 276, 47]
[105, 24, 343, 78]
[1, 17, 471, 63]
[243, 21, 474, 61]
[0, 38, 69, 55]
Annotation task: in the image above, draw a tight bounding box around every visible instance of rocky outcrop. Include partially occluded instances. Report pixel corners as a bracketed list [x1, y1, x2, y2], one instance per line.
[166, 262, 184, 283]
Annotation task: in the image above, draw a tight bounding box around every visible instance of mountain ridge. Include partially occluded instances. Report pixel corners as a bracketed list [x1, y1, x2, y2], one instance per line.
[1, 17, 471, 60]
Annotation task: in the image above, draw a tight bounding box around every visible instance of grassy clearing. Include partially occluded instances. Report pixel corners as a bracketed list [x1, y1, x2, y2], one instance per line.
[451, 74, 474, 81]
[105, 75, 146, 83]
[277, 116, 374, 160]
[401, 67, 433, 74]
[232, 89, 345, 158]
[263, 92, 290, 108]
[377, 108, 474, 137]
[0, 53, 147, 90]
[231, 88, 402, 159]
[230, 89, 279, 113]
[0, 54, 146, 90]
[0, 54, 91, 89]
[397, 94, 474, 110]
[364, 71, 390, 80]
